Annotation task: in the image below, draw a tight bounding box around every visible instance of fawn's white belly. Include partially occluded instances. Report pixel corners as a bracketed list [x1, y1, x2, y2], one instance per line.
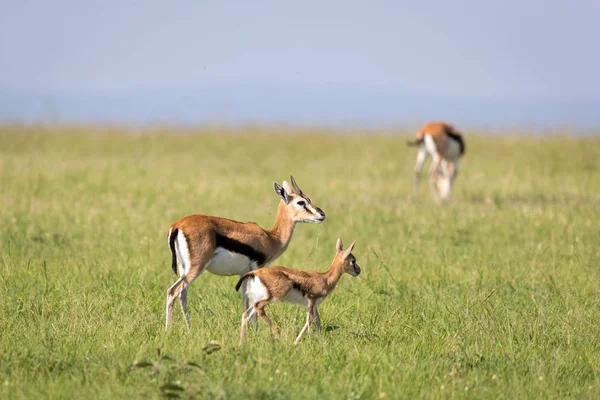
[283, 289, 324, 307]
[206, 248, 256, 276]
[283, 289, 308, 306]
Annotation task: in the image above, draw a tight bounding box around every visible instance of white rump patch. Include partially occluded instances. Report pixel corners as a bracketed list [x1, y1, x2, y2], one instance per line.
[175, 231, 191, 277]
[423, 134, 438, 157]
[245, 276, 269, 303]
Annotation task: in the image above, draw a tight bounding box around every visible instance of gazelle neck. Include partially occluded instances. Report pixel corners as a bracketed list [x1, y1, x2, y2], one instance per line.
[323, 260, 345, 290]
[268, 201, 296, 251]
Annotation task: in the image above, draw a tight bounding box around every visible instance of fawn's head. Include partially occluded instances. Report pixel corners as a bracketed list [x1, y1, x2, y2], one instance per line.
[334, 238, 360, 277]
[273, 175, 326, 224]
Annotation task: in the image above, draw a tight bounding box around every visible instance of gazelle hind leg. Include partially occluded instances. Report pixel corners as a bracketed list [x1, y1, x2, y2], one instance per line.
[165, 253, 212, 332]
[167, 231, 193, 331]
[255, 299, 278, 333]
[179, 286, 190, 330]
[240, 306, 257, 344]
[240, 278, 258, 330]
[165, 277, 183, 331]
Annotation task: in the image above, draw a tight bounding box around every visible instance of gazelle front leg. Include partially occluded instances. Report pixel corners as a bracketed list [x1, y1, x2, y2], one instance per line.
[428, 155, 442, 201]
[176, 259, 191, 330]
[438, 160, 454, 200]
[313, 307, 321, 333]
[294, 299, 316, 345]
[179, 286, 190, 330]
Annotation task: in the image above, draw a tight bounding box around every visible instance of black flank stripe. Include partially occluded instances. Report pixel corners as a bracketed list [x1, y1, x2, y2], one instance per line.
[215, 234, 267, 266]
[292, 281, 308, 296]
[169, 228, 179, 276]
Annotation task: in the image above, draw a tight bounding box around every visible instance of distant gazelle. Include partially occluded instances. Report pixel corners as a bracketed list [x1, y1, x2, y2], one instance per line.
[165, 176, 325, 331]
[237, 238, 360, 345]
[407, 122, 465, 200]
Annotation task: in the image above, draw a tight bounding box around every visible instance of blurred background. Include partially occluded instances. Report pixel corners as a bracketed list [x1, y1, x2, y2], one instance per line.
[1, 1, 599, 131]
[2, 4, 599, 398]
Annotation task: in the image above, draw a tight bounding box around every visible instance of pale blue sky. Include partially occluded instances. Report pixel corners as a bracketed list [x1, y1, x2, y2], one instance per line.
[1, 1, 599, 126]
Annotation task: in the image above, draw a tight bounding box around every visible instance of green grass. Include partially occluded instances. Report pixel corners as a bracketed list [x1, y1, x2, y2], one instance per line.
[1, 125, 599, 399]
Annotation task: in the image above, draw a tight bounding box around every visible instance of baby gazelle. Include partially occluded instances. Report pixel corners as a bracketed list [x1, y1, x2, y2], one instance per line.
[236, 238, 360, 345]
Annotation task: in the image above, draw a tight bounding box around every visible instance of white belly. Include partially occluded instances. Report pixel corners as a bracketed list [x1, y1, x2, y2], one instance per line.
[206, 247, 255, 276]
[283, 289, 308, 306]
[282, 289, 324, 307]
[446, 137, 461, 160]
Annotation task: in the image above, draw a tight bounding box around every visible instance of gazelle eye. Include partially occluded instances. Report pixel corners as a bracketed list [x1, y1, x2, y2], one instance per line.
[297, 200, 306, 206]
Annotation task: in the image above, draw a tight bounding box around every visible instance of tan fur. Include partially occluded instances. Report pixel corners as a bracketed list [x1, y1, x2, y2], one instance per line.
[169, 202, 296, 276]
[165, 176, 325, 331]
[239, 238, 360, 344]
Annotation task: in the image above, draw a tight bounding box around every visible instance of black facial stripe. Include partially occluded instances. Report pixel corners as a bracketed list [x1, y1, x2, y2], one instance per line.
[215, 234, 267, 265]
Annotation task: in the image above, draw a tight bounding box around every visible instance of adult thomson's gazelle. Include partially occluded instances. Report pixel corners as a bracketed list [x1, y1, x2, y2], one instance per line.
[407, 121, 465, 200]
[165, 176, 325, 331]
[237, 238, 360, 345]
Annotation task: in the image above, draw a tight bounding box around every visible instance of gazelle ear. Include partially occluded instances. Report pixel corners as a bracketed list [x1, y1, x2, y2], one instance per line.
[344, 240, 357, 255]
[282, 180, 294, 195]
[274, 182, 291, 204]
[336, 238, 344, 253]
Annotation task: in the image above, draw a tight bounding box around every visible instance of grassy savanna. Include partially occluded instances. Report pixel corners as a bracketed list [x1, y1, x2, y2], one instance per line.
[0, 126, 599, 399]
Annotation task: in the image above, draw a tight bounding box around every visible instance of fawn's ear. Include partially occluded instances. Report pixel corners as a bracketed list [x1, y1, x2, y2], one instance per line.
[344, 240, 357, 256]
[274, 182, 291, 204]
[336, 238, 344, 253]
